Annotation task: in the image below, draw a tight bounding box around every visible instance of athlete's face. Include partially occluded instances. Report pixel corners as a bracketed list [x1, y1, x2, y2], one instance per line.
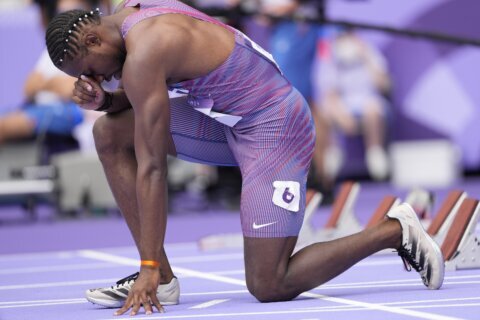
[62, 31, 125, 83]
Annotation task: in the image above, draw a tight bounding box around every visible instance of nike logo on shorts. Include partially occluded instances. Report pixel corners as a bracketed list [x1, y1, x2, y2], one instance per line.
[252, 221, 277, 229]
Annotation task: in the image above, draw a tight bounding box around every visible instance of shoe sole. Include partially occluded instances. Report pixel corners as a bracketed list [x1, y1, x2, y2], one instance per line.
[391, 204, 445, 290]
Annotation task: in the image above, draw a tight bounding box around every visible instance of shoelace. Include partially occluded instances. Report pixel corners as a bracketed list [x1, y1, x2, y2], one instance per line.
[112, 272, 139, 289]
[397, 244, 423, 273]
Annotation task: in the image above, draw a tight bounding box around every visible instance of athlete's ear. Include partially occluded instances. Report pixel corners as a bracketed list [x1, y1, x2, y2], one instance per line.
[85, 33, 101, 47]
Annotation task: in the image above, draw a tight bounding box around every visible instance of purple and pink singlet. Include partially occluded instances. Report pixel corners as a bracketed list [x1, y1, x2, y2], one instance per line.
[122, 0, 315, 238]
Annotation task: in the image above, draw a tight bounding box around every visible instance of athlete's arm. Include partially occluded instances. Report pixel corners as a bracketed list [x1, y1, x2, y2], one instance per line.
[114, 23, 186, 317]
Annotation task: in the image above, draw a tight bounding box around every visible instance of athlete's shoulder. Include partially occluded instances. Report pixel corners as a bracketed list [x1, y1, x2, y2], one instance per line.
[125, 18, 189, 68]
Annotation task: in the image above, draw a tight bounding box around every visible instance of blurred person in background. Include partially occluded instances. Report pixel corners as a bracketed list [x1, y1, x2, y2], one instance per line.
[0, 0, 113, 150]
[315, 28, 391, 181]
[0, 0, 111, 146]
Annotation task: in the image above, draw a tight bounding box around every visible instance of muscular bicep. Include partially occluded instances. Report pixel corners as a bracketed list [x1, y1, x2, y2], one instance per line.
[122, 58, 171, 175]
[121, 22, 193, 168]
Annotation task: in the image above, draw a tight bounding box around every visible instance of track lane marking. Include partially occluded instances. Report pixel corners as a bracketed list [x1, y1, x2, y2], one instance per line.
[190, 299, 230, 309]
[80, 250, 462, 320]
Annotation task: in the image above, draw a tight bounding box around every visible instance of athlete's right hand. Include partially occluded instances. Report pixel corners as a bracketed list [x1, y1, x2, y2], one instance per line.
[72, 75, 106, 110]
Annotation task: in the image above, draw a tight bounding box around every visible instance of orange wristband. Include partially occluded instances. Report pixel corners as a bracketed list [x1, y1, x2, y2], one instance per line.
[141, 260, 160, 268]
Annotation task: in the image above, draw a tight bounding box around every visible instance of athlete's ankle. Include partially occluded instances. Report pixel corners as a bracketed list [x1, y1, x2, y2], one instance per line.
[383, 218, 402, 250]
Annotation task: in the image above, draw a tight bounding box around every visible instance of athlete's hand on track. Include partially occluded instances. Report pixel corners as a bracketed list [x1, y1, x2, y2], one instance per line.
[72, 75, 106, 110]
[114, 268, 164, 316]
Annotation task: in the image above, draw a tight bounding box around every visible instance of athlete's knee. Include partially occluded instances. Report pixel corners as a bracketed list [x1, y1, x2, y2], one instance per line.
[247, 275, 294, 303]
[92, 114, 130, 157]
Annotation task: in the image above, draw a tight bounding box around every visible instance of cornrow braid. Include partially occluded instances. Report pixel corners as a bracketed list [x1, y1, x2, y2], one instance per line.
[45, 8, 102, 69]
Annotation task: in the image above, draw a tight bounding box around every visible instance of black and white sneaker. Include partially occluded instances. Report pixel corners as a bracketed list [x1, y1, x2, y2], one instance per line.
[387, 203, 445, 289]
[85, 272, 180, 307]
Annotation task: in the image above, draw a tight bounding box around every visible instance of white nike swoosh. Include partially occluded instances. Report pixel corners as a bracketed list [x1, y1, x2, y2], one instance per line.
[252, 222, 277, 230]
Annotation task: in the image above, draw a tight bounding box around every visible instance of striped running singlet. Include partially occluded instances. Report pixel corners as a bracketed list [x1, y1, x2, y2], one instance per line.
[121, 0, 316, 238]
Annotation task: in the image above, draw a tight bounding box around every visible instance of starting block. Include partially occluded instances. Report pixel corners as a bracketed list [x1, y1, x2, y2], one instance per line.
[296, 190, 323, 247]
[295, 181, 362, 250]
[314, 181, 363, 241]
[441, 198, 480, 271]
[405, 188, 434, 224]
[365, 195, 401, 228]
[426, 190, 467, 245]
[296, 182, 402, 251]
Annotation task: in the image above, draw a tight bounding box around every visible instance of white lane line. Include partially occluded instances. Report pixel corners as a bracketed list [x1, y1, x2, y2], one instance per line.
[301, 292, 462, 320]
[387, 297, 480, 306]
[0, 262, 118, 275]
[297, 297, 480, 310]
[78, 250, 247, 286]
[183, 290, 248, 296]
[3, 278, 479, 292]
[0, 298, 85, 306]
[99, 303, 462, 320]
[212, 270, 244, 276]
[406, 302, 480, 309]
[0, 300, 85, 309]
[0, 242, 199, 262]
[0, 251, 76, 262]
[0, 278, 118, 290]
[0, 246, 398, 266]
[190, 299, 230, 309]
[79, 250, 244, 266]
[171, 254, 244, 264]
[316, 281, 480, 290]
[81, 250, 461, 320]
[322, 274, 480, 288]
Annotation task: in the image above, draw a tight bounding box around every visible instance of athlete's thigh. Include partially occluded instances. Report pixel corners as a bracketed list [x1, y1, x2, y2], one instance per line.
[227, 91, 315, 239]
[169, 96, 237, 166]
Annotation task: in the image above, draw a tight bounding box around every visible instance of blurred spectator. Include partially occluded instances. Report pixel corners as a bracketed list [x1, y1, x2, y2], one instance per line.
[0, 0, 113, 149]
[315, 28, 391, 181]
[0, 0, 116, 159]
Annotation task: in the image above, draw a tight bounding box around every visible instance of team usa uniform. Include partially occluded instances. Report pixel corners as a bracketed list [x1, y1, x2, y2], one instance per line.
[121, 0, 316, 237]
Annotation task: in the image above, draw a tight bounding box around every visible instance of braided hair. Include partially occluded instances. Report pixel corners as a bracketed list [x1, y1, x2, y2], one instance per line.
[45, 8, 102, 69]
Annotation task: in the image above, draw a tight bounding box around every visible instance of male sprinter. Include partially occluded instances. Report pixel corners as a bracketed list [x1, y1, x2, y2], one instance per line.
[46, 0, 444, 316]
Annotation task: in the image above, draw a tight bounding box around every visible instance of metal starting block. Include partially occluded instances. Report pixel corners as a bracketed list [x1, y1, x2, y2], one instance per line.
[426, 190, 467, 245]
[404, 188, 435, 228]
[441, 198, 480, 271]
[298, 182, 402, 252]
[298, 181, 362, 249]
[365, 195, 401, 228]
[296, 190, 322, 247]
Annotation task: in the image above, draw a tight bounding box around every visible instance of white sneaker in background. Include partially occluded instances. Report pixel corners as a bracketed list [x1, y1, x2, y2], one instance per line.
[324, 145, 343, 181]
[366, 145, 389, 181]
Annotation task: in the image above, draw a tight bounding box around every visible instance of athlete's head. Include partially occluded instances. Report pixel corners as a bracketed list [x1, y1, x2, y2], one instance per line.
[45, 9, 125, 82]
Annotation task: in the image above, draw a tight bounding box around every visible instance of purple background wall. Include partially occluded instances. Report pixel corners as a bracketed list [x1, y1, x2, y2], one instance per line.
[1, 1, 479, 169]
[0, 6, 44, 115]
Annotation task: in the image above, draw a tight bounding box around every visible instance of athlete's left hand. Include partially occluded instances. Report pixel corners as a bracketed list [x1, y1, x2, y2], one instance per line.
[114, 268, 164, 316]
